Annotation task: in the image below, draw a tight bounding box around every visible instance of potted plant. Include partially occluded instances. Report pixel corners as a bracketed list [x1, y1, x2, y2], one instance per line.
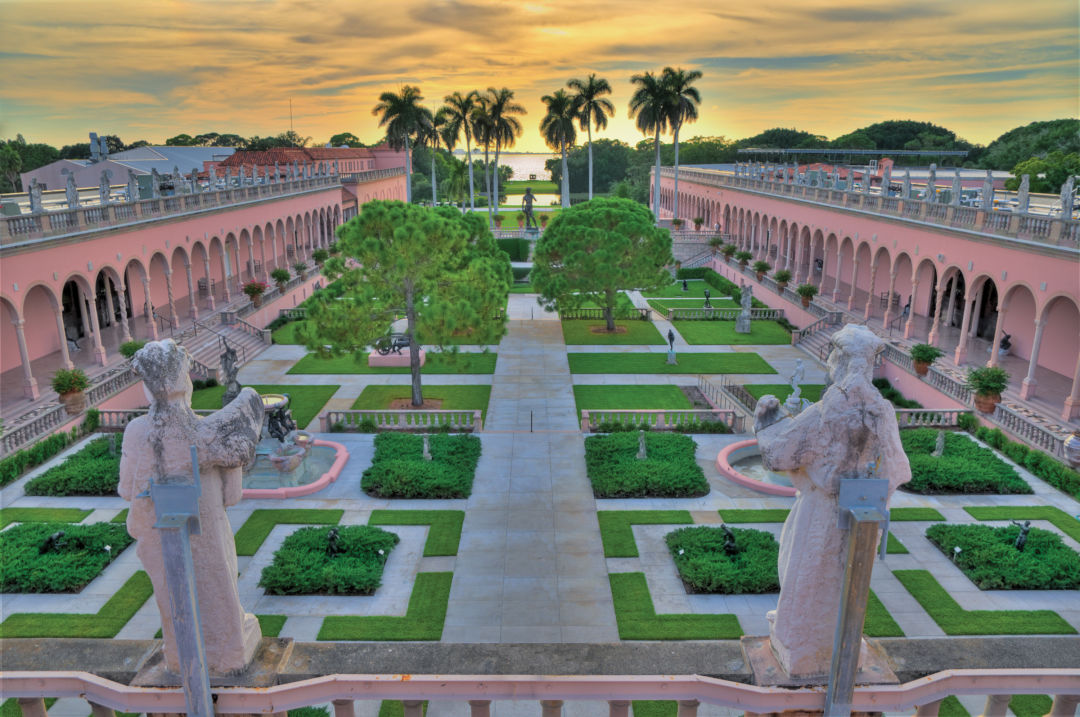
[721, 244, 737, 262]
[516, 210, 526, 227]
[671, 218, 684, 229]
[312, 248, 329, 267]
[540, 213, 549, 229]
[753, 260, 772, 280]
[773, 269, 792, 289]
[293, 261, 307, 280]
[910, 343, 945, 376]
[119, 340, 146, 359]
[693, 216, 704, 231]
[243, 280, 268, 308]
[795, 283, 819, 307]
[965, 366, 1010, 414]
[709, 235, 725, 255]
[271, 267, 290, 292]
[735, 250, 752, 267]
[493, 213, 504, 229]
[52, 368, 90, 415]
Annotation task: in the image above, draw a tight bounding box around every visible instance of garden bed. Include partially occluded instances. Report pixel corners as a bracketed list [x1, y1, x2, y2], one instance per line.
[584, 432, 707, 498]
[925, 523, 1080, 590]
[562, 320, 666, 345]
[362, 433, 482, 499]
[23, 437, 120, 496]
[0, 522, 134, 593]
[900, 428, 1032, 494]
[666, 526, 780, 593]
[258, 525, 399, 595]
[190, 384, 339, 428]
[671, 320, 791, 346]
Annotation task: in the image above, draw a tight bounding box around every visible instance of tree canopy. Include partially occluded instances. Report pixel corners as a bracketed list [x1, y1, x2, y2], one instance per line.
[328, 132, 363, 147]
[532, 197, 673, 331]
[302, 201, 511, 406]
[979, 119, 1080, 171]
[1005, 151, 1080, 193]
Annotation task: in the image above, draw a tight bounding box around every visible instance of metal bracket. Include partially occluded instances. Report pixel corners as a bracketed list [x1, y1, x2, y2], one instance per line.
[836, 478, 888, 528]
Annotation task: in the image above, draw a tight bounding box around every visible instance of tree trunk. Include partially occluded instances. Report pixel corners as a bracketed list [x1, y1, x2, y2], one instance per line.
[466, 137, 475, 212]
[653, 128, 661, 222]
[483, 145, 492, 226]
[561, 141, 569, 208]
[672, 124, 681, 222]
[405, 135, 413, 204]
[587, 123, 594, 200]
[493, 142, 501, 228]
[430, 153, 437, 204]
[603, 287, 616, 332]
[405, 283, 423, 406]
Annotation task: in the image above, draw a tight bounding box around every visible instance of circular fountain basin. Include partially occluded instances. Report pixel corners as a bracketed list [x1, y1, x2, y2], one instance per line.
[260, 393, 289, 411]
[242, 439, 349, 499]
[716, 439, 796, 497]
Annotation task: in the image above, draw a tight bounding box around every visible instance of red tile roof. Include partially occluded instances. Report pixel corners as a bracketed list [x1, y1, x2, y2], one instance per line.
[219, 146, 374, 166]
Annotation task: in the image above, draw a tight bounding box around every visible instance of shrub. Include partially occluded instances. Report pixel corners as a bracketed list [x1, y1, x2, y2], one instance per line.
[676, 267, 706, 280]
[51, 368, 89, 395]
[190, 377, 218, 391]
[910, 343, 945, 364]
[666, 526, 780, 593]
[965, 366, 1010, 397]
[312, 248, 329, 264]
[497, 238, 531, 262]
[752, 261, 771, 274]
[511, 266, 531, 281]
[361, 433, 482, 498]
[871, 377, 923, 409]
[795, 283, 819, 299]
[721, 243, 737, 257]
[693, 216, 704, 228]
[243, 280, 268, 298]
[293, 261, 307, 273]
[119, 340, 146, 359]
[257, 525, 399, 595]
[963, 424, 1080, 500]
[734, 250, 752, 264]
[0, 521, 134, 592]
[271, 268, 291, 284]
[925, 523, 1080, 590]
[584, 432, 708, 498]
[671, 218, 683, 228]
[900, 428, 1032, 494]
[956, 412, 979, 432]
[673, 419, 731, 434]
[24, 437, 120, 496]
[773, 269, 792, 284]
[708, 235, 725, 252]
[0, 413, 100, 488]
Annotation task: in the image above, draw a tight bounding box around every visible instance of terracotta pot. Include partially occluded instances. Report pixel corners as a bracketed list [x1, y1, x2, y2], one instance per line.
[756, 272, 765, 281]
[276, 282, 287, 293]
[60, 390, 86, 415]
[974, 393, 1001, 414]
[777, 282, 788, 290]
[251, 294, 263, 308]
[914, 360, 930, 376]
[801, 296, 811, 308]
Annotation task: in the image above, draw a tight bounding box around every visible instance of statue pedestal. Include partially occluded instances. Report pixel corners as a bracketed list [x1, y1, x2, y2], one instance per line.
[132, 637, 293, 687]
[735, 315, 752, 334]
[666, 351, 678, 365]
[740, 635, 897, 688]
[368, 348, 426, 368]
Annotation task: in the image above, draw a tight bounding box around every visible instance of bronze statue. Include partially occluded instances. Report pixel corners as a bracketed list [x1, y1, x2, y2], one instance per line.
[521, 188, 538, 230]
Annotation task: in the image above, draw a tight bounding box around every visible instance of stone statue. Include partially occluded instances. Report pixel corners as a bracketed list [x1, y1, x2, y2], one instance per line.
[881, 165, 892, 196]
[682, 279, 688, 292]
[735, 283, 753, 334]
[902, 173, 911, 200]
[190, 171, 200, 193]
[266, 405, 296, 443]
[119, 340, 264, 674]
[224, 168, 233, 188]
[28, 178, 43, 213]
[1059, 176, 1075, 218]
[333, 160, 340, 176]
[925, 164, 937, 202]
[950, 172, 962, 206]
[1016, 175, 1030, 213]
[126, 170, 139, 203]
[98, 169, 112, 205]
[422, 435, 432, 461]
[150, 169, 162, 199]
[521, 188, 538, 230]
[273, 162, 281, 182]
[784, 358, 806, 415]
[636, 430, 647, 460]
[982, 170, 995, 210]
[62, 169, 79, 208]
[931, 429, 946, 457]
[753, 324, 911, 678]
[220, 340, 241, 407]
[722, 525, 737, 555]
[209, 166, 217, 188]
[238, 166, 246, 185]
[703, 288, 712, 309]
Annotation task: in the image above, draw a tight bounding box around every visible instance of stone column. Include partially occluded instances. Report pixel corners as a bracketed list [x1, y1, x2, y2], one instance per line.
[245, 237, 255, 282]
[793, 237, 804, 284]
[142, 277, 159, 340]
[202, 257, 216, 311]
[943, 278, 958, 328]
[902, 278, 920, 338]
[1061, 353, 1080, 420]
[862, 264, 879, 320]
[830, 249, 843, 302]
[53, 308, 74, 369]
[12, 319, 40, 399]
[259, 240, 268, 279]
[987, 303, 1008, 367]
[86, 293, 108, 365]
[1019, 319, 1046, 399]
[103, 278, 116, 329]
[926, 282, 948, 345]
[184, 263, 199, 321]
[221, 253, 232, 303]
[116, 281, 132, 342]
[846, 259, 860, 310]
[79, 292, 93, 340]
[953, 294, 977, 365]
[163, 269, 178, 328]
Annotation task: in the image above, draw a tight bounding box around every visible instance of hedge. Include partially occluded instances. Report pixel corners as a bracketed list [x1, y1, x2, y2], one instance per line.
[0, 411, 100, 488]
[900, 428, 1032, 494]
[965, 424, 1080, 500]
[925, 523, 1080, 590]
[362, 433, 482, 498]
[258, 525, 399, 595]
[584, 432, 708, 498]
[872, 378, 923, 409]
[23, 437, 120, 496]
[666, 526, 780, 593]
[497, 238, 531, 262]
[1, 521, 134, 593]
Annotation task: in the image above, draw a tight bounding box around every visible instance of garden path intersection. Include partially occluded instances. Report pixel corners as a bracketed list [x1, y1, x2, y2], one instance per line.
[2, 290, 1079, 717]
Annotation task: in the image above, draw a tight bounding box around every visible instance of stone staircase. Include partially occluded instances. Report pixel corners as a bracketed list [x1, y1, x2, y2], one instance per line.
[179, 319, 268, 380]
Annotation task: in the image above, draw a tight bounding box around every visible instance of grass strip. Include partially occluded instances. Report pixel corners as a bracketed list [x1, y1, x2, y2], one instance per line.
[318, 572, 451, 641]
[233, 509, 344, 556]
[609, 573, 742, 639]
[562, 320, 666, 345]
[671, 320, 792, 346]
[891, 507, 946, 521]
[1, 699, 57, 717]
[191, 384, 339, 428]
[111, 509, 129, 523]
[885, 532, 908, 554]
[573, 385, 691, 416]
[0, 507, 91, 528]
[743, 384, 825, 402]
[377, 701, 429, 717]
[597, 511, 693, 558]
[964, 505, 1080, 543]
[1008, 695, 1053, 716]
[864, 590, 905, 637]
[568, 353, 776, 375]
[369, 510, 465, 556]
[719, 509, 790, 523]
[350, 385, 492, 421]
[647, 298, 739, 313]
[156, 614, 286, 639]
[631, 702, 675, 717]
[893, 569, 1076, 635]
[289, 352, 497, 375]
[0, 571, 152, 638]
[642, 280, 713, 299]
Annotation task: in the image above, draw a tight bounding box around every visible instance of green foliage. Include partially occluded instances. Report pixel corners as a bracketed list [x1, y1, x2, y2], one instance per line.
[496, 237, 531, 261]
[312, 248, 330, 264]
[0, 570, 152, 638]
[671, 320, 791, 346]
[910, 343, 945, 364]
[289, 351, 496, 375]
[258, 525, 399, 595]
[1008, 694, 1053, 717]
[362, 433, 481, 499]
[721, 243, 737, 257]
[546, 138, 632, 194]
[118, 340, 146, 359]
[980, 119, 1080, 171]
[597, 510, 693, 557]
[369, 510, 464, 556]
[773, 269, 792, 284]
[24, 437, 119, 496]
[584, 432, 707, 498]
[666, 526, 780, 593]
[568, 352, 775, 374]
[795, 283, 818, 299]
[718, 509, 789, 523]
[350, 385, 491, 421]
[271, 267, 291, 284]
[872, 377, 923, 409]
[0, 508, 92, 529]
[752, 260, 771, 274]
[964, 425, 1080, 499]
[50, 368, 89, 394]
[233, 509, 344, 556]
[1006, 151, 1080, 193]
[190, 383, 338, 428]
[561, 319, 666, 345]
[532, 197, 672, 330]
[925, 523, 1080, 590]
[318, 572, 451, 640]
[0, 521, 133, 593]
[734, 250, 752, 263]
[0, 413, 101, 487]
[511, 266, 531, 281]
[965, 365, 1010, 396]
[609, 572, 742, 639]
[964, 506, 1080, 545]
[190, 377, 218, 390]
[631, 701, 675, 717]
[901, 428, 1031, 494]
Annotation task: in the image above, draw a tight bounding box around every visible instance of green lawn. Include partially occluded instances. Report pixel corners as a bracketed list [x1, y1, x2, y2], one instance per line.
[569, 352, 776, 375]
[271, 320, 311, 345]
[893, 569, 1076, 635]
[0, 508, 91, 529]
[744, 383, 825, 402]
[190, 384, 339, 429]
[672, 320, 792, 345]
[234, 509, 344, 556]
[891, 507, 947, 521]
[718, 509, 790, 523]
[964, 505, 1080, 543]
[642, 280, 718, 298]
[573, 385, 691, 416]
[886, 532, 908, 554]
[509, 282, 537, 294]
[318, 572, 451, 640]
[289, 352, 497, 375]
[562, 320, 666, 345]
[504, 180, 558, 193]
[647, 298, 739, 313]
[350, 385, 492, 420]
[598, 510, 693, 558]
[576, 293, 638, 312]
[609, 572, 742, 639]
[865, 590, 905, 637]
[369, 510, 464, 557]
[0, 571, 152, 638]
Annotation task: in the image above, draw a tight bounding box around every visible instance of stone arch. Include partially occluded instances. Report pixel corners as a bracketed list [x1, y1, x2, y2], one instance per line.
[20, 283, 68, 373]
[1036, 294, 1080, 378]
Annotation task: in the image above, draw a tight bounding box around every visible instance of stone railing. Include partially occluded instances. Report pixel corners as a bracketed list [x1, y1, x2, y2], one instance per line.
[667, 307, 785, 321]
[221, 313, 271, 343]
[695, 376, 751, 428]
[559, 308, 651, 321]
[338, 167, 407, 184]
[660, 166, 1080, 250]
[895, 409, 969, 428]
[320, 409, 483, 433]
[792, 314, 837, 344]
[1, 175, 342, 245]
[97, 408, 216, 433]
[0, 404, 70, 455]
[279, 307, 308, 320]
[992, 403, 1066, 458]
[84, 367, 137, 405]
[881, 344, 973, 405]
[669, 230, 729, 242]
[580, 409, 740, 433]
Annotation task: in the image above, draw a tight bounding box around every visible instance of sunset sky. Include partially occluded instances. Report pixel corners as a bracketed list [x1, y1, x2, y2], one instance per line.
[0, 0, 1077, 152]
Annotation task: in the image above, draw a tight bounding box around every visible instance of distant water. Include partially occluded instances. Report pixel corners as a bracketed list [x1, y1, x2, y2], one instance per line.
[454, 151, 555, 181]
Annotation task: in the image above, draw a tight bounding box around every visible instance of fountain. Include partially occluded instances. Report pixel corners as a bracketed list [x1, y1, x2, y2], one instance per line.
[241, 393, 349, 499]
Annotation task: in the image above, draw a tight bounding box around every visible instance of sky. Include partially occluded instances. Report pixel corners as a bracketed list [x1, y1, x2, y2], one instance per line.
[0, 0, 1077, 153]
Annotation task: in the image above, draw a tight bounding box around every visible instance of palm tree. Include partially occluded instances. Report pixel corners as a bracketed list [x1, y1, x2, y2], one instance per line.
[441, 91, 478, 211]
[540, 89, 578, 209]
[485, 87, 526, 227]
[567, 74, 614, 200]
[372, 85, 427, 203]
[662, 67, 703, 225]
[470, 97, 495, 224]
[444, 157, 468, 211]
[629, 71, 671, 221]
[420, 108, 448, 205]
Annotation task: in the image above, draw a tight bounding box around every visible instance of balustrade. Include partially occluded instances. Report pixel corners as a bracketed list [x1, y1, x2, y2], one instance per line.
[895, 409, 967, 427]
[559, 308, 651, 321]
[320, 409, 483, 433]
[0, 405, 69, 455]
[580, 408, 739, 432]
[667, 307, 785, 321]
[992, 403, 1065, 458]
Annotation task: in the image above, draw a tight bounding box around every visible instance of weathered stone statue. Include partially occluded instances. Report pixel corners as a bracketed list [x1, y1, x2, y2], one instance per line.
[119, 340, 263, 674]
[950, 172, 962, 206]
[881, 165, 892, 196]
[735, 283, 753, 334]
[220, 340, 241, 407]
[521, 188, 538, 230]
[126, 170, 139, 203]
[150, 169, 162, 199]
[982, 170, 995, 210]
[62, 169, 79, 208]
[753, 324, 911, 678]
[28, 179, 43, 213]
[98, 169, 112, 205]
[703, 288, 712, 309]
[925, 164, 937, 202]
[1016, 174, 1030, 213]
[1059, 176, 1075, 218]
[901, 173, 911, 200]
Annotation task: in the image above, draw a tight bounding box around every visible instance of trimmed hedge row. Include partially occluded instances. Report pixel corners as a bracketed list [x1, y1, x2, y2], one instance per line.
[1, 521, 133, 593]
[872, 378, 923, 409]
[0, 411, 100, 488]
[925, 523, 1080, 590]
[675, 268, 794, 331]
[24, 437, 120, 496]
[258, 525, 399, 595]
[497, 238, 531, 262]
[666, 526, 780, 594]
[901, 428, 1031, 494]
[592, 420, 731, 434]
[954, 415, 1080, 500]
[361, 433, 482, 498]
[584, 432, 708, 498]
